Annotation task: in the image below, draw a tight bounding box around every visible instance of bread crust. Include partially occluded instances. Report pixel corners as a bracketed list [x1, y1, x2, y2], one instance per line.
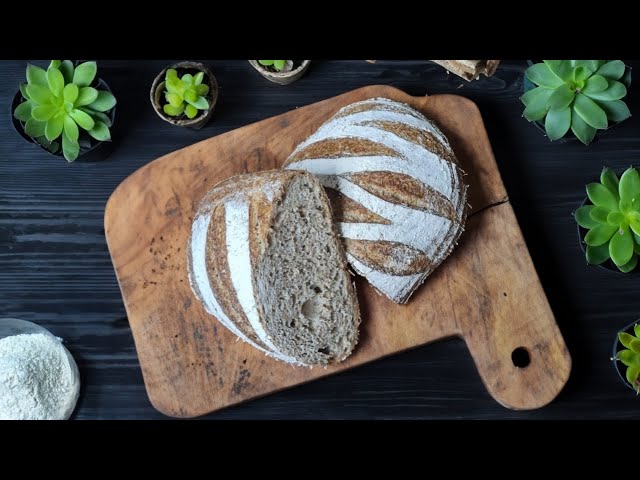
[284, 97, 468, 303]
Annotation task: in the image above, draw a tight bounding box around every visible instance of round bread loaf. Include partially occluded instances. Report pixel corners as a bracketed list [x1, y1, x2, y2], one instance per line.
[187, 170, 360, 366]
[284, 97, 468, 304]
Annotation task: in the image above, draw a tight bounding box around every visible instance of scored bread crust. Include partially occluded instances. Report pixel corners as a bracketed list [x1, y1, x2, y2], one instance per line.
[187, 170, 360, 366]
[284, 97, 469, 304]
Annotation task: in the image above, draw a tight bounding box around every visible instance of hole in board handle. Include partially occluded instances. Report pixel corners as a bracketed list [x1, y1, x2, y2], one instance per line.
[511, 347, 531, 368]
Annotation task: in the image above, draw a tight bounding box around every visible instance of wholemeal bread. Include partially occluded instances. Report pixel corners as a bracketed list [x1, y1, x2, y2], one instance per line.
[284, 97, 468, 304]
[187, 170, 360, 366]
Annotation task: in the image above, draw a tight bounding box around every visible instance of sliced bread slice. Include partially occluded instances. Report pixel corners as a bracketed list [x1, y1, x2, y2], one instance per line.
[188, 170, 360, 366]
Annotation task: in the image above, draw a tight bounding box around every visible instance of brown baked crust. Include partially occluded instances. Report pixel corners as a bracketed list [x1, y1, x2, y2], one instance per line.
[189, 171, 292, 350]
[359, 120, 456, 164]
[334, 100, 426, 122]
[288, 138, 399, 163]
[324, 187, 390, 225]
[205, 204, 266, 348]
[344, 239, 432, 276]
[344, 171, 458, 222]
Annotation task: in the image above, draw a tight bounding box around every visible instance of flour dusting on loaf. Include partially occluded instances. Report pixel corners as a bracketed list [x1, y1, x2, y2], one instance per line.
[187, 170, 361, 366]
[284, 97, 468, 303]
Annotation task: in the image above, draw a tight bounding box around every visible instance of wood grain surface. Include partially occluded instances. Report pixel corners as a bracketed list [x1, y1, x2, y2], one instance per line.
[104, 86, 570, 417]
[3, 60, 640, 419]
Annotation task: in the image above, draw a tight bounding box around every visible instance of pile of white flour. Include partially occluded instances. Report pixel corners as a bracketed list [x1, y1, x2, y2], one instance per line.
[0, 333, 76, 420]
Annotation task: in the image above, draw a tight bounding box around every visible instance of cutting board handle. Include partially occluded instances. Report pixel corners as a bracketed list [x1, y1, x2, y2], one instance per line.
[459, 204, 571, 410]
[464, 326, 571, 410]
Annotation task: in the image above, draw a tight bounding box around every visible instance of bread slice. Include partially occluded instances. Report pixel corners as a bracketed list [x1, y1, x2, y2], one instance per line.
[187, 170, 360, 366]
[284, 97, 468, 304]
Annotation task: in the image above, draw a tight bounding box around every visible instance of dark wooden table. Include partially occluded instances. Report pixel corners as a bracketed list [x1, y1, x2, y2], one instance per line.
[1, 60, 638, 419]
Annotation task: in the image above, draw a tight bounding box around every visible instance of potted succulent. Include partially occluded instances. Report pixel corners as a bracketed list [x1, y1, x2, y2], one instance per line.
[12, 60, 117, 162]
[249, 60, 310, 85]
[150, 62, 218, 129]
[522, 60, 631, 145]
[574, 166, 640, 273]
[612, 321, 640, 394]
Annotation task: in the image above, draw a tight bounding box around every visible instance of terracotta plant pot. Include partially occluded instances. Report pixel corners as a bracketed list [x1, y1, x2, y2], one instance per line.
[249, 60, 310, 85]
[150, 62, 218, 129]
[612, 320, 640, 393]
[11, 78, 117, 163]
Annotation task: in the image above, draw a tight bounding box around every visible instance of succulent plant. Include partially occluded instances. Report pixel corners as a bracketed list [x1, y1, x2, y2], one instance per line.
[522, 60, 631, 145]
[615, 324, 640, 394]
[258, 60, 288, 72]
[163, 69, 210, 120]
[575, 167, 640, 272]
[13, 60, 117, 162]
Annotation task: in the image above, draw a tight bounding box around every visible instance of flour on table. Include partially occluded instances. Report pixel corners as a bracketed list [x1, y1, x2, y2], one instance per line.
[0, 333, 76, 420]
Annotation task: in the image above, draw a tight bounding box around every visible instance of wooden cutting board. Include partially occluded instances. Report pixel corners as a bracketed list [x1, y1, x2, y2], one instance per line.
[105, 86, 571, 418]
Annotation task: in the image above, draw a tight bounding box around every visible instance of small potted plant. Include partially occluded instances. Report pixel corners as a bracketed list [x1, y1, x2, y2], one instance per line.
[574, 166, 640, 273]
[612, 321, 640, 394]
[522, 60, 631, 145]
[150, 62, 218, 129]
[249, 60, 310, 85]
[12, 60, 117, 162]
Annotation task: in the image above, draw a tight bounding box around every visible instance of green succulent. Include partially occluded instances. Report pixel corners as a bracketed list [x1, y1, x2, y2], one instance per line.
[575, 167, 640, 272]
[13, 60, 117, 162]
[616, 324, 640, 394]
[258, 60, 288, 72]
[522, 60, 631, 145]
[163, 69, 210, 119]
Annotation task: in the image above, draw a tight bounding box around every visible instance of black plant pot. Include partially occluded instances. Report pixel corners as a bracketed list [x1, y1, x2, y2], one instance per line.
[523, 60, 632, 144]
[576, 195, 640, 275]
[11, 77, 117, 163]
[612, 320, 640, 393]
